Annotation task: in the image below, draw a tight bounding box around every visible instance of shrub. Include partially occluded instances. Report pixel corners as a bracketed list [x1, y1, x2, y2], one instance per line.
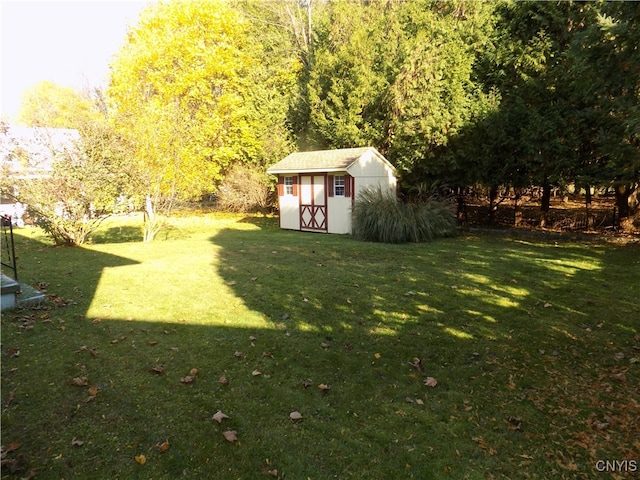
[353, 185, 457, 243]
[216, 165, 274, 215]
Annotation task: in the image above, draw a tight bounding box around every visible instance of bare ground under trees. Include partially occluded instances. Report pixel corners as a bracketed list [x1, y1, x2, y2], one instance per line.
[456, 189, 640, 239]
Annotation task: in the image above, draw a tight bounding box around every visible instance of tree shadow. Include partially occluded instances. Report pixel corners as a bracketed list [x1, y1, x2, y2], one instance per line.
[2, 220, 638, 479]
[88, 225, 143, 244]
[209, 219, 627, 357]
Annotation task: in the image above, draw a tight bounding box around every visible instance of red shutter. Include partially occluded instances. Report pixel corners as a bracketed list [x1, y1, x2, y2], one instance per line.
[277, 176, 284, 196]
[328, 175, 334, 197]
[292, 176, 298, 196]
[345, 174, 352, 197]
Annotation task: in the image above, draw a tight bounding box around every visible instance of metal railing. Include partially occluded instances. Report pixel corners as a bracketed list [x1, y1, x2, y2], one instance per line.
[1, 215, 18, 282]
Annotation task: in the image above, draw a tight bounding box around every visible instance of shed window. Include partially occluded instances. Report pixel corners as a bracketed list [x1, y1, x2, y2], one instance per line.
[284, 176, 294, 195]
[333, 175, 345, 196]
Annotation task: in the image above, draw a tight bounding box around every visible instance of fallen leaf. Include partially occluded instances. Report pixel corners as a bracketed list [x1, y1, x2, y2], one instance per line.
[7, 348, 20, 358]
[189, 368, 199, 376]
[266, 469, 278, 477]
[374, 353, 381, 359]
[423, 377, 438, 387]
[135, 453, 146, 465]
[180, 375, 195, 384]
[157, 440, 170, 452]
[506, 416, 522, 431]
[301, 379, 312, 388]
[320, 342, 330, 349]
[544, 302, 553, 308]
[472, 436, 497, 455]
[234, 351, 244, 358]
[92, 317, 101, 324]
[88, 386, 99, 396]
[70, 376, 89, 386]
[318, 383, 330, 391]
[289, 411, 303, 420]
[252, 370, 262, 377]
[611, 372, 626, 382]
[223, 430, 238, 442]
[408, 357, 424, 372]
[150, 365, 165, 375]
[83, 395, 96, 404]
[71, 439, 84, 447]
[147, 341, 158, 346]
[3, 442, 20, 453]
[218, 375, 229, 385]
[213, 410, 230, 423]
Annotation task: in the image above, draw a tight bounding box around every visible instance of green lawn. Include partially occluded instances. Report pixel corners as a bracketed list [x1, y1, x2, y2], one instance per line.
[2, 214, 639, 479]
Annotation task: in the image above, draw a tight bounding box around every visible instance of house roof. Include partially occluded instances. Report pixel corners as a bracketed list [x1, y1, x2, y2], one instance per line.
[267, 147, 395, 174]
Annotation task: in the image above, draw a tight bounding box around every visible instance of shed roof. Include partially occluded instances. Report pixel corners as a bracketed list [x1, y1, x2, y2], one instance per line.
[267, 147, 394, 174]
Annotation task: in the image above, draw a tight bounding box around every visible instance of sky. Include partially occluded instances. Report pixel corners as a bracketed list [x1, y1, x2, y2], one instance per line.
[1, 0, 152, 123]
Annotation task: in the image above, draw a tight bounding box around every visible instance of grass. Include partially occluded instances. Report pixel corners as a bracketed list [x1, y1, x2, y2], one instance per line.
[2, 213, 639, 479]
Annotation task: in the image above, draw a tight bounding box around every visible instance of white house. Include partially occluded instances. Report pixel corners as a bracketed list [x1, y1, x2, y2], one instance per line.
[267, 147, 397, 234]
[0, 125, 80, 225]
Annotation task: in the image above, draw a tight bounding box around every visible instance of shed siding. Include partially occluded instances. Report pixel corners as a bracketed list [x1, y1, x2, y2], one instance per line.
[327, 196, 352, 234]
[269, 147, 396, 235]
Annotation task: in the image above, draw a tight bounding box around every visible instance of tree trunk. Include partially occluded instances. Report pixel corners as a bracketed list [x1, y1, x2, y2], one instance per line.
[540, 182, 551, 227]
[456, 186, 467, 223]
[143, 194, 158, 242]
[488, 185, 498, 225]
[614, 184, 633, 219]
[584, 184, 593, 228]
[513, 188, 523, 226]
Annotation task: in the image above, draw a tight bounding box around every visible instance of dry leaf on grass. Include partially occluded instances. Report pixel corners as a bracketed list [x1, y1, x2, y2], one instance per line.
[212, 410, 230, 423]
[150, 365, 165, 375]
[218, 375, 229, 385]
[408, 357, 424, 372]
[252, 369, 262, 377]
[472, 436, 497, 455]
[3, 442, 21, 453]
[70, 376, 89, 386]
[71, 439, 84, 447]
[135, 453, 146, 465]
[7, 348, 20, 358]
[423, 377, 438, 387]
[289, 411, 303, 420]
[180, 375, 195, 384]
[223, 430, 238, 442]
[156, 440, 170, 452]
[318, 383, 330, 391]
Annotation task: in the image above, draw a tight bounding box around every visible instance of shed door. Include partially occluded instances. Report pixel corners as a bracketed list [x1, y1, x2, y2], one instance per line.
[299, 174, 327, 232]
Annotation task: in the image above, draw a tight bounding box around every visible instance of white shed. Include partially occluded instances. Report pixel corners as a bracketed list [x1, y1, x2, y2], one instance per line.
[267, 147, 397, 234]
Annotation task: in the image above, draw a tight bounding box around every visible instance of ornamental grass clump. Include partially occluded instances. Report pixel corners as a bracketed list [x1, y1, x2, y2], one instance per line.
[352, 185, 457, 243]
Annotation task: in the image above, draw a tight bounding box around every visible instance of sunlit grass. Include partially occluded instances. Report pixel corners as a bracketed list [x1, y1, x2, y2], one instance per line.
[2, 213, 638, 479]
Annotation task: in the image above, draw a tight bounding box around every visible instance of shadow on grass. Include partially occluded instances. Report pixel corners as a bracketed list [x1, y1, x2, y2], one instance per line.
[209, 219, 636, 353]
[2, 221, 638, 479]
[89, 225, 143, 244]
